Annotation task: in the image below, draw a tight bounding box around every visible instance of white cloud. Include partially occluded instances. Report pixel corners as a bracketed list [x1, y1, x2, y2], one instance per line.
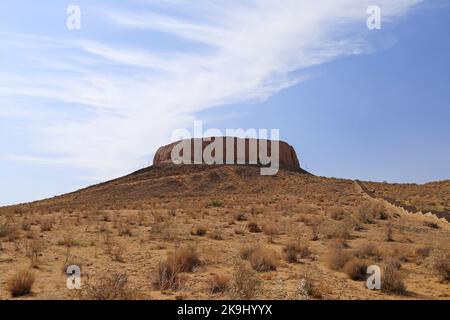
[0, 0, 420, 181]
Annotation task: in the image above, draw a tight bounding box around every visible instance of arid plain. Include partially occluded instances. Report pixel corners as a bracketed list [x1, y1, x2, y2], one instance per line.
[0, 164, 449, 300]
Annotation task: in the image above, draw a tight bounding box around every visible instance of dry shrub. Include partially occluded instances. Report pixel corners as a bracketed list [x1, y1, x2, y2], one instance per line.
[40, 217, 54, 231]
[328, 207, 345, 221]
[5, 225, 21, 242]
[356, 243, 382, 261]
[153, 259, 181, 290]
[234, 212, 247, 221]
[385, 224, 394, 242]
[169, 246, 201, 272]
[191, 226, 207, 236]
[84, 273, 140, 300]
[261, 221, 280, 236]
[230, 262, 261, 299]
[329, 238, 349, 249]
[283, 242, 311, 263]
[431, 250, 450, 283]
[298, 274, 325, 300]
[382, 263, 406, 295]
[317, 220, 352, 240]
[208, 274, 230, 294]
[343, 258, 370, 281]
[249, 247, 278, 272]
[326, 247, 351, 271]
[415, 246, 432, 258]
[247, 222, 262, 233]
[8, 270, 35, 297]
[21, 220, 31, 231]
[209, 229, 224, 240]
[57, 232, 78, 247]
[117, 221, 133, 237]
[106, 240, 125, 262]
[25, 239, 45, 267]
[240, 244, 257, 260]
[357, 201, 388, 224]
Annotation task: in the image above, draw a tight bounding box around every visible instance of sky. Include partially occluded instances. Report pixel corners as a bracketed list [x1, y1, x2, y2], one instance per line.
[1, 0, 450, 206]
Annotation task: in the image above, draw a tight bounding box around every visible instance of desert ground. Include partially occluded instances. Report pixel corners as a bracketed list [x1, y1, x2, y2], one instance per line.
[0, 165, 449, 300]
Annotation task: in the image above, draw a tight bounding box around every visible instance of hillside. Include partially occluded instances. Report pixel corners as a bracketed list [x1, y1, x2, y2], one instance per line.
[0, 165, 449, 300]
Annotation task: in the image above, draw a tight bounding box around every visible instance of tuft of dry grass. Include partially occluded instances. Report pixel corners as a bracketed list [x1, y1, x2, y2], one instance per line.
[317, 220, 352, 240]
[39, 217, 54, 231]
[326, 247, 351, 271]
[249, 247, 278, 272]
[382, 263, 406, 295]
[343, 258, 370, 281]
[247, 222, 262, 233]
[208, 274, 230, 294]
[169, 246, 201, 273]
[8, 270, 35, 297]
[153, 259, 181, 291]
[25, 239, 45, 268]
[283, 241, 311, 263]
[430, 250, 450, 283]
[230, 262, 261, 299]
[328, 207, 345, 221]
[191, 226, 207, 236]
[84, 272, 141, 299]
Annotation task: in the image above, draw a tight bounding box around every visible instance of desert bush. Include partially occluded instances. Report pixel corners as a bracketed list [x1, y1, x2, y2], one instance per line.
[343, 258, 370, 281]
[21, 220, 31, 231]
[326, 247, 351, 271]
[249, 247, 278, 272]
[431, 250, 450, 283]
[328, 207, 345, 221]
[240, 244, 257, 260]
[8, 270, 35, 297]
[208, 274, 230, 294]
[261, 221, 280, 236]
[234, 212, 247, 221]
[415, 246, 432, 258]
[5, 225, 20, 242]
[117, 221, 133, 237]
[84, 273, 140, 299]
[209, 229, 224, 240]
[356, 243, 382, 261]
[106, 240, 125, 262]
[153, 259, 181, 291]
[39, 217, 54, 231]
[357, 201, 388, 224]
[382, 263, 406, 295]
[210, 200, 223, 207]
[297, 274, 325, 300]
[169, 246, 200, 272]
[247, 222, 262, 233]
[25, 239, 45, 267]
[329, 238, 349, 249]
[283, 242, 311, 263]
[385, 224, 394, 242]
[317, 220, 352, 240]
[191, 226, 207, 236]
[57, 232, 78, 247]
[230, 262, 261, 299]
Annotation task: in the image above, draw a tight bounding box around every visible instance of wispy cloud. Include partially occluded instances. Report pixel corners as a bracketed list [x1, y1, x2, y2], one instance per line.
[0, 0, 420, 181]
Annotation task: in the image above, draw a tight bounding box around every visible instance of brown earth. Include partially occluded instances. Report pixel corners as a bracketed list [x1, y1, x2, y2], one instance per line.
[0, 165, 449, 300]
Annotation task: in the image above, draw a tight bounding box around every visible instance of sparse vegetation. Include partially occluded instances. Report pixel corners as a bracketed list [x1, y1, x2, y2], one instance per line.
[230, 262, 261, 299]
[8, 270, 35, 297]
[84, 273, 140, 299]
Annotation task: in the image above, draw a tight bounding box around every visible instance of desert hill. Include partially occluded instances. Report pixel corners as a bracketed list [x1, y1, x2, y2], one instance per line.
[0, 164, 449, 300]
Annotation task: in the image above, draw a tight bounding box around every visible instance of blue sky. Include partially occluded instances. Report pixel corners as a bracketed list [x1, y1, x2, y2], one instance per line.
[1, 1, 449, 205]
